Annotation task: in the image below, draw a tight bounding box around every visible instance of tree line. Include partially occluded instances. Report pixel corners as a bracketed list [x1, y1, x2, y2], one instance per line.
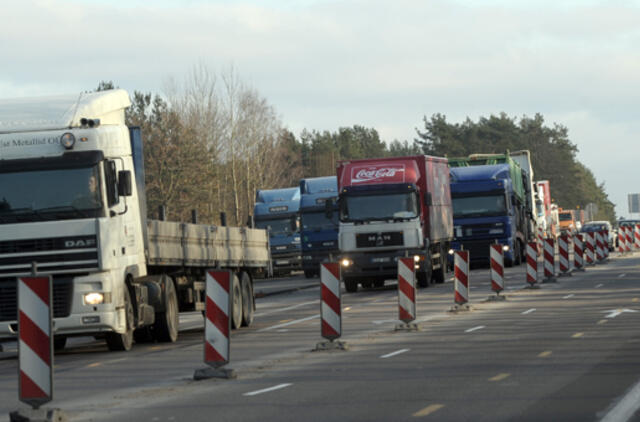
[99, 67, 615, 226]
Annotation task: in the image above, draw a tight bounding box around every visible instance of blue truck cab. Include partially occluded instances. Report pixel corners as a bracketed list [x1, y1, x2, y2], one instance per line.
[299, 176, 339, 278]
[448, 164, 527, 267]
[254, 187, 302, 275]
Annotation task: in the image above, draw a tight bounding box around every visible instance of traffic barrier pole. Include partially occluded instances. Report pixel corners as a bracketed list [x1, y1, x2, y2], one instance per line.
[558, 234, 571, 275]
[603, 230, 610, 259]
[526, 242, 538, 287]
[453, 250, 470, 310]
[315, 263, 347, 350]
[18, 276, 53, 409]
[618, 229, 626, 254]
[490, 244, 504, 296]
[586, 232, 596, 265]
[194, 270, 236, 380]
[573, 234, 585, 271]
[635, 224, 640, 250]
[543, 238, 556, 282]
[537, 226, 544, 254]
[595, 231, 604, 262]
[396, 258, 418, 330]
[625, 226, 633, 252]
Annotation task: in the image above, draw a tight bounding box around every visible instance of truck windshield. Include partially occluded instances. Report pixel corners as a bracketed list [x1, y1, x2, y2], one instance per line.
[452, 195, 506, 218]
[559, 213, 573, 221]
[0, 166, 104, 224]
[301, 211, 338, 231]
[255, 217, 297, 236]
[340, 192, 418, 222]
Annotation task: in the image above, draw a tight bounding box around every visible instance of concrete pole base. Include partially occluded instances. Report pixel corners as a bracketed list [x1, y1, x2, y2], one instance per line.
[542, 276, 557, 283]
[525, 283, 541, 289]
[449, 303, 472, 313]
[394, 322, 419, 331]
[193, 366, 237, 381]
[573, 267, 586, 272]
[9, 408, 66, 422]
[558, 271, 573, 277]
[485, 294, 507, 302]
[314, 340, 348, 351]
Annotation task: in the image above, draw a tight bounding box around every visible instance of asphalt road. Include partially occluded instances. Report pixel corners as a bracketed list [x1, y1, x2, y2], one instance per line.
[1, 253, 640, 421]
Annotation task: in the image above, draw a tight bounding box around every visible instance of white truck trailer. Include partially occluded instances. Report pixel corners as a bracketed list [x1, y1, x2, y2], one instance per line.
[0, 90, 270, 351]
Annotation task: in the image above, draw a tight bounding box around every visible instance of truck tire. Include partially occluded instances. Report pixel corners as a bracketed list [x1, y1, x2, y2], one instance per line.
[304, 270, 315, 279]
[241, 272, 254, 327]
[154, 277, 179, 343]
[344, 277, 358, 293]
[106, 287, 134, 351]
[231, 273, 243, 329]
[53, 336, 67, 351]
[373, 279, 384, 288]
[515, 242, 523, 266]
[417, 270, 430, 288]
[432, 251, 446, 284]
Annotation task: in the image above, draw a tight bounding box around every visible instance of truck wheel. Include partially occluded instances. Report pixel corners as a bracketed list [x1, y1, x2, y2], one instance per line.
[154, 277, 179, 343]
[304, 270, 315, 279]
[53, 336, 67, 351]
[241, 272, 254, 327]
[231, 273, 243, 329]
[106, 287, 134, 351]
[417, 271, 430, 288]
[133, 327, 154, 343]
[373, 279, 384, 288]
[344, 277, 358, 293]
[515, 242, 523, 265]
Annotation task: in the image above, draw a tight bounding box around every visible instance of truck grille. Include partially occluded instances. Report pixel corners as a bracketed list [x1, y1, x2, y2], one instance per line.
[0, 235, 99, 277]
[0, 278, 73, 322]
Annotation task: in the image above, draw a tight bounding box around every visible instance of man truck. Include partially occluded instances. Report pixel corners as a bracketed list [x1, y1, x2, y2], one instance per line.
[0, 90, 270, 351]
[448, 152, 535, 267]
[299, 176, 339, 278]
[333, 155, 453, 292]
[254, 187, 301, 276]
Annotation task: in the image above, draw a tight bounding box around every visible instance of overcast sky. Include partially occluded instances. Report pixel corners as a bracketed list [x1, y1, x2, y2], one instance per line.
[2, 0, 638, 217]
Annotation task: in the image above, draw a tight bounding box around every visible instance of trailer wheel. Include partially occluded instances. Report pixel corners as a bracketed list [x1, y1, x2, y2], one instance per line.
[241, 272, 254, 327]
[344, 277, 358, 293]
[106, 287, 134, 351]
[231, 273, 243, 329]
[154, 277, 179, 343]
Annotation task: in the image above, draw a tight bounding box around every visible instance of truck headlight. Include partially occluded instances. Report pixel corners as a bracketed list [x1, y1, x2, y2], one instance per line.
[413, 255, 421, 262]
[448, 249, 455, 255]
[84, 292, 104, 305]
[502, 245, 510, 252]
[341, 258, 352, 267]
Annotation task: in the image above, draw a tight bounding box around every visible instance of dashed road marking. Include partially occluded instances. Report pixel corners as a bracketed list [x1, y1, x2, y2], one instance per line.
[258, 314, 319, 332]
[243, 383, 293, 396]
[600, 377, 640, 422]
[381, 349, 410, 359]
[632, 298, 639, 303]
[465, 326, 485, 333]
[522, 308, 536, 315]
[87, 362, 101, 368]
[538, 351, 552, 358]
[413, 404, 445, 417]
[572, 332, 584, 338]
[597, 319, 608, 325]
[489, 373, 510, 382]
[596, 284, 604, 288]
[563, 294, 575, 299]
[618, 274, 627, 278]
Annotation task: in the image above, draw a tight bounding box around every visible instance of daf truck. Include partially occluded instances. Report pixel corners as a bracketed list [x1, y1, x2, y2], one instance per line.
[333, 156, 453, 292]
[0, 90, 270, 351]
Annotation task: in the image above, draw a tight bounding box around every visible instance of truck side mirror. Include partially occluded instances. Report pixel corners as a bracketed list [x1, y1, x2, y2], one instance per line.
[325, 198, 334, 219]
[424, 193, 432, 206]
[118, 170, 132, 197]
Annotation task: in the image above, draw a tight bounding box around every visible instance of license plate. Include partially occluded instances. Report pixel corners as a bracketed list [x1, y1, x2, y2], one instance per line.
[275, 259, 289, 265]
[371, 257, 391, 263]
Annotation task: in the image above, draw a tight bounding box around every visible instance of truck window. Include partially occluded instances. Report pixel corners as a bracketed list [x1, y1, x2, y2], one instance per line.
[452, 194, 507, 218]
[104, 160, 119, 207]
[340, 192, 418, 222]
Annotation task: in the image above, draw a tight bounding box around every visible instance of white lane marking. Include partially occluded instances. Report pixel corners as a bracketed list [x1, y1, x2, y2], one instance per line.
[600, 378, 640, 422]
[243, 383, 292, 396]
[380, 348, 410, 359]
[563, 294, 575, 299]
[275, 329, 289, 333]
[618, 274, 627, 278]
[602, 309, 638, 319]
[254, 300, 317, 317]
[596, 284, 604, 288]
[522, 308, 536, 315]
[257, 314, 319, 332]
[465, 325, 485, 333]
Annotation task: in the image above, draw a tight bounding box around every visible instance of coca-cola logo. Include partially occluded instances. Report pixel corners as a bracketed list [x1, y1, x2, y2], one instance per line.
[351, 165, 405, 184]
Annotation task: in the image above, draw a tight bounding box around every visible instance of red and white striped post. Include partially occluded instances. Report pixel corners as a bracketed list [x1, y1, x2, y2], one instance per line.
[595, 231, 604, 262]
[537, 226, 544, 254]
[625, 226, 633, 252]
[586, 232, 596, 264]
[194, 270, 236, 380]
[635, 224, 640, 250]
[526, 241, 538, 287]
[543, 238, 556, 282]
[18, 276, 53, 409]
[573, 234, 585, 271]
[453, 250, 470, 308]
[320, 262, 342, 340]
[602, 230, 610, 259]
[618, 229, 626, 254]
[396, 258, 418, 330]
[490, 244, 504, 295]
[558, 234, 571, 275]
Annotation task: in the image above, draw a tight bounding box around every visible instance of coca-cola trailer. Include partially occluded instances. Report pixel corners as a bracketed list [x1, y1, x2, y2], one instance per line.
[330, 155, 453, 292]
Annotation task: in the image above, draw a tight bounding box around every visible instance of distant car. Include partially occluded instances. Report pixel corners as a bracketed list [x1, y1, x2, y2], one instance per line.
[581, 221, 614, 251]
